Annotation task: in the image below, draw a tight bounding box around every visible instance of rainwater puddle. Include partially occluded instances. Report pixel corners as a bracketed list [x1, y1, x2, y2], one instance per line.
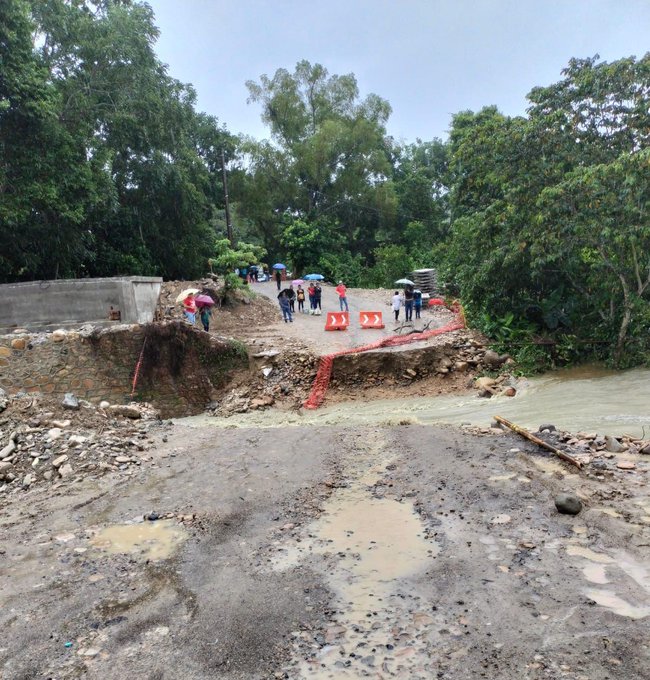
[275, 439, 438, 678]
[583, 564, 609, 585]
[566, 545, 614, 564]
[90, 521, 186, 561]
[179, 366, 650, 437]
[584, 589, 650, 619]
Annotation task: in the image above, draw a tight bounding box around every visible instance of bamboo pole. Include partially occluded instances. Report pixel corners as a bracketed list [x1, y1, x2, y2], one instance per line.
[494, 415, 583, 470]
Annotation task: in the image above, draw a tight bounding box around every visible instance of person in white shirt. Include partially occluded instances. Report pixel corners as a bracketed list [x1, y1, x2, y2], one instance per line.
[392, 291, 402, 321]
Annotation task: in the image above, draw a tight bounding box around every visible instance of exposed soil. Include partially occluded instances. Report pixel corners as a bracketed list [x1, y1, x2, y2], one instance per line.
[2, 287, 649, 679]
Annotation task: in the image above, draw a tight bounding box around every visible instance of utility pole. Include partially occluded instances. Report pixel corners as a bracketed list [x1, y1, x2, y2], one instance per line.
[221, 149, 234, 246]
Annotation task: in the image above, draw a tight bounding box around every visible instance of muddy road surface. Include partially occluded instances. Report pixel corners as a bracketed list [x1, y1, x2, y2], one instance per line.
[2, 420, 649, 679]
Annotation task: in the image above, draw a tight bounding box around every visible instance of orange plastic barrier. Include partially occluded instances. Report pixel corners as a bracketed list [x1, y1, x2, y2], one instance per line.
[304, 310, 465, 409]
[428, 298, 445, 306]
[325, 311, 349, 331]
[359, 311, 384, 329]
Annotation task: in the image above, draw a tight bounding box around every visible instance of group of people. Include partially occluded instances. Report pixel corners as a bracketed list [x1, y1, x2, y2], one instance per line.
[277, 283, 323, 322]
[391, 285, 422, 322]
[182, 292, 212, 331]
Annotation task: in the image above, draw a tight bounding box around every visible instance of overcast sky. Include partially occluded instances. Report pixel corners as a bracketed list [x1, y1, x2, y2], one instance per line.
[147, 0, 650, 143]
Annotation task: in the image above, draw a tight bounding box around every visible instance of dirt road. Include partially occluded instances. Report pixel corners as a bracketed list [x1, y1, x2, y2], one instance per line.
[2, 417, 649, 679]
[253, 281, 455, 355]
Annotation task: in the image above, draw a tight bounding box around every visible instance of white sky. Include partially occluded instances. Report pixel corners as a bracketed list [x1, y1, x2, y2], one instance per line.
[147, 0, 650, 143]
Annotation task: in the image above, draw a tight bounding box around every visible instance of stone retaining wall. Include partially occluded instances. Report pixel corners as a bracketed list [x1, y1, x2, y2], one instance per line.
[0, 322, 248, 417]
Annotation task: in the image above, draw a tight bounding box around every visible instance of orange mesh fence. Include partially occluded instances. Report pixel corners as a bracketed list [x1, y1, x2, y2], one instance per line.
[303, 310, 465, 410]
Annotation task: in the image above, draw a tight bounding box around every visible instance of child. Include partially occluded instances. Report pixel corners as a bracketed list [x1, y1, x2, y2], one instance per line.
[413, 289, 422, 319]
[392, 291, 402, 321]
[296, 285, 306, 313]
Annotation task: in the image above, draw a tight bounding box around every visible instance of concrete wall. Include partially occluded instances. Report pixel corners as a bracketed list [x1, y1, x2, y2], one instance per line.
[0, 277, 162, 331]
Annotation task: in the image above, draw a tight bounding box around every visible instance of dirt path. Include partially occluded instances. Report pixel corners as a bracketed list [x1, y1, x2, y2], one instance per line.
[253, 281, 456, 355]
[1, 420, 649, 679]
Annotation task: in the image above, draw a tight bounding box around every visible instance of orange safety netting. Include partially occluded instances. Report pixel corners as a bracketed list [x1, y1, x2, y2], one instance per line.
[303, 307, 465, 410]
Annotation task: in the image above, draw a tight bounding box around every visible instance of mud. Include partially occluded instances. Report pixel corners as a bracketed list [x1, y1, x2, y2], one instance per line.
[1, 418, 649, 679]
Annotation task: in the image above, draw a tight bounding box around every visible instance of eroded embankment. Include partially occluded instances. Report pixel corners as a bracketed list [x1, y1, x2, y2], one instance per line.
[0, 322, 248, 418]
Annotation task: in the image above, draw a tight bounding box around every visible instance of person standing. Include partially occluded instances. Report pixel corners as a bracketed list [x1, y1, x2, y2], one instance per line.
[287, 285, 296, 312]
[199, 305, 212, 332]
[392, 291, 402, 322]
[296, 285, 306, 313]
[277, 290, 293, 322]
[413, 289, 423, 319]
[335, 281, 349, 312]
[404, 285, 414, 322]
[314, 284, 322, 315]
[183, 293, 197, 325]
[308, 283, 316, 314]
[275, 268, 282, 291]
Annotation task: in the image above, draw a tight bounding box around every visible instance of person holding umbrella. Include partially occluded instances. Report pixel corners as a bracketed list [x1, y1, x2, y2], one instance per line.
[183, 292, 197, 325]
[273, 263, 286, 291]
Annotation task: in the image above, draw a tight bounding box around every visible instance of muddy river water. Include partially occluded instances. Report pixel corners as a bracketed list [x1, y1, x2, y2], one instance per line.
[182, 366, 650, 437]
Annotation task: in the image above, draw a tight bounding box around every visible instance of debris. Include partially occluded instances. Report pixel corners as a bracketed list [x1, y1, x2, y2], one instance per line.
[494, 415, 582, 469]
[62, 393, 80, 410]
[604, 435, 627, 453]
[555, 493, 582, 515]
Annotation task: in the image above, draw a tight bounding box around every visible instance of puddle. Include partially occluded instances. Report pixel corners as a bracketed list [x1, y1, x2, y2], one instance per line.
[584, 589, 650, 619]
[566, 545, 614, 564]
[274, 437, 437, 677]
[583, 564, 609, 585]
[90, 521, 186, 561]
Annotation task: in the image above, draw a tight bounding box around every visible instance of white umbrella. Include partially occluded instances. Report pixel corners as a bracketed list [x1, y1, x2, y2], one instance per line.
[395, 278, 415, 286]
[176, 288, 200, 304]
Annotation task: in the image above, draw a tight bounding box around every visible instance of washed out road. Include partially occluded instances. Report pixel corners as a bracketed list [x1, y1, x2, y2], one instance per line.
[2, 417, 649, 679]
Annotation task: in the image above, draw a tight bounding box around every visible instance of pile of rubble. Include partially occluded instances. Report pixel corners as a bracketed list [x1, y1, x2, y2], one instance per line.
[0, 388, 165, 494]
[207, 350, 318, 415]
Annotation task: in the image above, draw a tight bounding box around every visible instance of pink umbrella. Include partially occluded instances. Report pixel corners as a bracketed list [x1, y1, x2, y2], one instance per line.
[195, 294, 215, 307]
[292, 279, 304, 286]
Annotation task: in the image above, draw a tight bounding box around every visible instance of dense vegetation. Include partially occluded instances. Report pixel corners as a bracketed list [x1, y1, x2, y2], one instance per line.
[1, 1, 648, 366]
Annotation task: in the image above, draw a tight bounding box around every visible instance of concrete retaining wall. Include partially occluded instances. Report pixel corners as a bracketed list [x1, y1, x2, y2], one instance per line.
[0, 277, 162, 331]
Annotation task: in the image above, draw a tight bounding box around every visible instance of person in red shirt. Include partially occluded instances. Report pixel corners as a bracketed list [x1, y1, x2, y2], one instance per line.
[335, 281, 349, 312]
[183, 293, 197, 325]
[308, 284, 317, 314]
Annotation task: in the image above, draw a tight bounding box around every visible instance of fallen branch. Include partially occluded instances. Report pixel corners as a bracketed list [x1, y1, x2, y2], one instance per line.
[494, 415, 582, 470]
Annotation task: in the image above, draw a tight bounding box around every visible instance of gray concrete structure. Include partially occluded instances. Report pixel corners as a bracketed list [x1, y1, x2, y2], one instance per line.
[0, 276, 162, 331]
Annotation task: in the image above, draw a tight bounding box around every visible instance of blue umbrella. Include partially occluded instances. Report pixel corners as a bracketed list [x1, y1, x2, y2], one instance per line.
[272, 263, 286, 270]
[304, 273, 324, 280]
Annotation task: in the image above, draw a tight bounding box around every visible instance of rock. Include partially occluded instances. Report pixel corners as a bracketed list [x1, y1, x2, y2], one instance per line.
[475, 376, 496, 390]
[99, 400, 110, 409]
[616, 460, 636, 470]
[0, 461, 13, 477]
[107, 405, 142, 419]
[538, 423, 556, 433]
[62, 393, 80, 410]
[115, 456, 131, 464]
[69, 435, 87, 445]
[555, 493, 582, 515]
[490, 514, 511, 524]
[50, 420, 71, 429]
[0, 387, 7, 413]
[1, 439, 17, 459]
[52, 329, 67, 342]
[477, 389, 493, 399]
[22, 474, 32, 488]
[52, 454, 69, 468]
[405, 368, 417, 377]
[454, 361, 469, 372]
[145, 511, 160, 521]
[10, 337, 26, 350]
[47, 428, 63, 441]
[604, 435, 627, 453]
[640, 443, 650, 455]
[483, 349, 504, 368]
[58, 463, 73, 478]
[501, 386, 516, 397]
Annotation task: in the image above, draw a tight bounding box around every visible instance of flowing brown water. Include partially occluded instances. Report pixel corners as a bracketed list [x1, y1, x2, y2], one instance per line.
[181, 366, 650, 437]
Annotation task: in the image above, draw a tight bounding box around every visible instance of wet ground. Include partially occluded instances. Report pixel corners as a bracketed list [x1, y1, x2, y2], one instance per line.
[2, 418, 649, 679]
